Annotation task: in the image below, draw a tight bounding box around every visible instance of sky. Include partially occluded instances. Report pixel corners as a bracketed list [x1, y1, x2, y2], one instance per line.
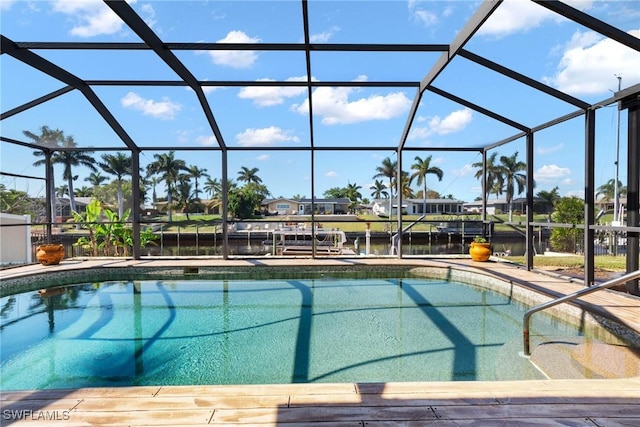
[1, 0, 639, 205]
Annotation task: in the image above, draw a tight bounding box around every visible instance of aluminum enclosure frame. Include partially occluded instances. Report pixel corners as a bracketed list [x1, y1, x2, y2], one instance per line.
[1, 0, 639, 291]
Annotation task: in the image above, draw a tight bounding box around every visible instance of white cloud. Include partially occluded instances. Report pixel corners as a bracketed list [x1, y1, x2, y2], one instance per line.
[325, 171, 337, 177]
[235, 126, 300, 146]
[51, 0, 135, 37]
[413, 10, 438, 27]
[409, 108, 473, 140]
[478, 0, 593, 38]
[535, 164, 571, 184]
[206, 31, 260, 68]
[310, 26, 340, 43]
[293, 77, 412, 125]
[408, 0, 439, 27]
[537, 143, 564, 155]
[238, 76, 308, 107]
[543, 29, 640, 96]
[196, 135, 217, 146]
[256, 154, 271, 161]
[120, 92, 182, 120]
[452, 163, 475, 177]
[0, 0, 17, 11]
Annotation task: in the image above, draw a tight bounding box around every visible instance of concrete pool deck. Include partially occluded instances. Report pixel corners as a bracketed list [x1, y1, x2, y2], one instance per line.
[1, 257, 639, 425]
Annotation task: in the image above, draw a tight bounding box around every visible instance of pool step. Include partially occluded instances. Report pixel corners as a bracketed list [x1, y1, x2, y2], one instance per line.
[530, 338, 640, 379]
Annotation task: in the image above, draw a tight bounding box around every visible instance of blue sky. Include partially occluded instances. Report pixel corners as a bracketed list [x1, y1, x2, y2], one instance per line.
[1, 0, 639, 204]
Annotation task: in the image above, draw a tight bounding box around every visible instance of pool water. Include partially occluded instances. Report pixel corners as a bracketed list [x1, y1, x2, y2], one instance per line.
[1, 276, 586, 390]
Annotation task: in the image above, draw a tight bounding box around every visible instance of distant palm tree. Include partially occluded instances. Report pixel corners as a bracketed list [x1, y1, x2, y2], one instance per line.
[146, 151, 187, 222]
[85, 171, 108, 191]
[536, 186, 561, 219]
[204, 177, 222, 199]
[149, 176, 161, 207]
[99, 152, 131, 219]
[187, 165, 209, 199]
[596, 179, 626, 203]
[472, 151, 503, 201]
[345, 182, 362, 202]
[75, 186, 93, 197]
[373, 157, 397, 216]
[395, 170, 415, 199]
[55, 185, 68, 198]
[497, 151, 527, 221]
[410, 155, 443, 215]
[30, 129, 96, 214]
[237, 166, 262, 185]
[174, 178, 196, 220]
[370, 179, 388, 199]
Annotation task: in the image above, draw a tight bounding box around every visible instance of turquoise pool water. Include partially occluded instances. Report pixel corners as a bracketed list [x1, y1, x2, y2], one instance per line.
[1, 276, 586, 390]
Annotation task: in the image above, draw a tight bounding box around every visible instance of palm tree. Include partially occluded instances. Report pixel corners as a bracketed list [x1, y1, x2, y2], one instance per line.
[149, 176, 161, 208]
[56, 137, 97, 213]
[187, 165, 209, 199]
[85, 171, 108, 192]
[55, 184, 68, 198]
[237, 166, 262, 185]
[497, 151, 527, 222]
[370, 179, 388, 200]
[396, 170, 415, 199]
[146, 151, 187, 222]
[75, 186, 93, 197]
[373, 157, 397, 216]
[28, 126, 96, 212]
[410, 155, 443, 215]
[596, 179, 626, 203]
[345, 182, 362, 202]
[536, 186, 561, 220]
[174, 178, 196, 220]
[472, 151, 503, 200]
[204, 177, 222, 198]
[99, 152, 131, 219]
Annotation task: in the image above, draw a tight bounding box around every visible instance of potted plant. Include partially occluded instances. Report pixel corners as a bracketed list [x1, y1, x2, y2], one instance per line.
[469, 236, 491, 262]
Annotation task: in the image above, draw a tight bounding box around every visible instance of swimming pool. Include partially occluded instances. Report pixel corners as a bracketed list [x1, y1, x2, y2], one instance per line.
[3, 269, 623, 391]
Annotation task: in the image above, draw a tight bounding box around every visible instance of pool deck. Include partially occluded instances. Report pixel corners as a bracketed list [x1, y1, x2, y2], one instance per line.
[1, 257, 639, 425]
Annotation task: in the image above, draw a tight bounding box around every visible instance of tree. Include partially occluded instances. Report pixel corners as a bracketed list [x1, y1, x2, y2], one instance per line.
[30, 127, 96, 214]
[174, 178, 197, 219]
[370, 179, 388, 199]
[0, 184, 36, 215]
[227, 187, 261, 219]
[596, 179, 626, 204]
[396, 170, 415, 199]
[345, 182, 362, 203]
[237, 166, 262, 185]
[85, 171, 108, 191]
[496, 151, 527, 222]
[373, 157, 397, 216]
[146, 151, 187, 222]
[410, 155, 443, 215]
[536, 186, 561, 219]
[323, 187, 347, 199]
[75, 186, 93, 197]
[473, 152, 503, 200]
[99, 152, 131, 219]
[549, 197, 584, 252]
[187, 165, 209, 199]
[56, 185, 68, 198]
[204, 177, 222, 199]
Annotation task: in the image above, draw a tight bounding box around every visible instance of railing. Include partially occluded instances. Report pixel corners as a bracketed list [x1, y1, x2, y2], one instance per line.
[523, 269, 640, 355]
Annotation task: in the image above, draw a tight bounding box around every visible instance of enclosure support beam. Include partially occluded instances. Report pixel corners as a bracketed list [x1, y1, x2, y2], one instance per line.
[131, 150, 141, 260]
[221, 150, 229, 259]
[621, 94, 640, 295]
[526, 132, 535, 270]
[584, 110, 596, 287]
[45, 152, 54, 244]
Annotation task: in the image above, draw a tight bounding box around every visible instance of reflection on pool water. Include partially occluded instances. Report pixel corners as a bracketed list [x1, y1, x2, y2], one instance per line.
[0, 276, 605, 390]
